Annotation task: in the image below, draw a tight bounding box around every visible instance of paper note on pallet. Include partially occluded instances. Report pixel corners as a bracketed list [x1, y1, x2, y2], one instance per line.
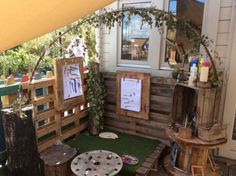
[120, 78, 142, 112]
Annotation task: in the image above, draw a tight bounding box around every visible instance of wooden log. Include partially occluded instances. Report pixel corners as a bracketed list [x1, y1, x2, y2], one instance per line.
[3, 107, 41, 176]
[40, 144, 77, 176]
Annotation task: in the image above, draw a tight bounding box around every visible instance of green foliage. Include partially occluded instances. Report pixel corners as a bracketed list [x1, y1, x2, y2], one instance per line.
[0, 22, 97, 77]
[0, 48, 34, 76]
[72, 7, 221, 87]
[0, 33, 56, 77]
[87, 61, 106, 129]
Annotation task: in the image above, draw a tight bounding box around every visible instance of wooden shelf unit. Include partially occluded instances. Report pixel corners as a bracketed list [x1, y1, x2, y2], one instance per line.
[172, 83, 221, 126]
[165, 128, 226, 176]
[165, 83, 226, 176]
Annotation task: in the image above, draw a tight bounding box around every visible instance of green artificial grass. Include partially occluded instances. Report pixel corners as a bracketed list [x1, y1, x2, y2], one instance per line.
[67, 131, 160, 176]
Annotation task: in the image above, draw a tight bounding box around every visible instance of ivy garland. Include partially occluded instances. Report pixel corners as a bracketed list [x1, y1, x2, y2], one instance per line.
[31, 7, 222, 87]
[87, 61, 106, 129]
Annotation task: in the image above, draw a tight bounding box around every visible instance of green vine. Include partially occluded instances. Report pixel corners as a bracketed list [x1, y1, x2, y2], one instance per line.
[87, 62, 106, 129]
[31, 7, 222, 87]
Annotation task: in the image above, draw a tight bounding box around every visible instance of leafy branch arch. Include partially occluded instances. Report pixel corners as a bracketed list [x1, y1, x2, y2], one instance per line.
[30, 7, 220, 86]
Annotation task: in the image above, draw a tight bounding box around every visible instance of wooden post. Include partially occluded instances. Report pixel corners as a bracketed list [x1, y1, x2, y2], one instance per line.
[74, 106, 81, 135]
[40, 144, 77, 176]
[3, 107, 41, 176]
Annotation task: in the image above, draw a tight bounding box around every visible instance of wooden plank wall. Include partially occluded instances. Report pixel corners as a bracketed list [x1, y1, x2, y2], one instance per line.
[103, 72, 174, 144]
[27, 77, 89, 152]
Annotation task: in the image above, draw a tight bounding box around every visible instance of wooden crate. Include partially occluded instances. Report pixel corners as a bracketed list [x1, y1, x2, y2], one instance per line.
[172, 83, 221, 126]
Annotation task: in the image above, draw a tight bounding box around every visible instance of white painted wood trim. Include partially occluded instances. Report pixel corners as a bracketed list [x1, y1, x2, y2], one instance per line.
[219, 0, 236, 159]
[201, 0, 221, 50]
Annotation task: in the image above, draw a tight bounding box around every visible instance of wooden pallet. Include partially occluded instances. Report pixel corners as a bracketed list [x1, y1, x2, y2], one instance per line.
[28, 77, 89, 152]
[103, 72, 174, 144]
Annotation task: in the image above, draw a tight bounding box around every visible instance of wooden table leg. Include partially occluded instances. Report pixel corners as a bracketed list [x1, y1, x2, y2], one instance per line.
[191, 165, 205, 176]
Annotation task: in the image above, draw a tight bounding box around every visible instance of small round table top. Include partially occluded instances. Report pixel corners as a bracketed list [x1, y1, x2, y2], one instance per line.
[40, 144, 77, 166]
[166, 128, 227, 148]
[71, 150, 123, 176]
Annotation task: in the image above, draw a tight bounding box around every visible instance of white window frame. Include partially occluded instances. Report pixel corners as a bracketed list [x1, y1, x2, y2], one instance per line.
[159, 0, 220, 70]
[116, 0, 220, 73]
[117, 0, 163, 69]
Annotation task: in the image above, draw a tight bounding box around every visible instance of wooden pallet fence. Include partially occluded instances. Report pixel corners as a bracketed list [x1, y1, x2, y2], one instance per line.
[28, 77, 89, 152]
[103, 72, 174, 144]
[30, 78, 58, 152]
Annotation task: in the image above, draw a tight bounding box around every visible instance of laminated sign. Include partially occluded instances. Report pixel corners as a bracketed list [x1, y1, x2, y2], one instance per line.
[121, 78, 142, 112]
[63, 63, 83, 100]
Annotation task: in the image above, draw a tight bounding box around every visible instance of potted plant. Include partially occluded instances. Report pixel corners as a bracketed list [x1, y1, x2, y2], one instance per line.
[87, 60, 106, 135]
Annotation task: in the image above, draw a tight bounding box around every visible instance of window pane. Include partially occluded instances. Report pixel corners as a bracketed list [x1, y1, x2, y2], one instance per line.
[165, 0, 205, 65]
[121, 2, 151, 61]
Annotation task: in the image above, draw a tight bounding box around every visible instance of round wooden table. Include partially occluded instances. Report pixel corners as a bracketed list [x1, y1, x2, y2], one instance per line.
[71, 150, 123, 176]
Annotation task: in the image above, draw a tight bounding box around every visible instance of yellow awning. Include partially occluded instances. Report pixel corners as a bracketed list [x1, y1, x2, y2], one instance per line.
[0, 0, 114, 52]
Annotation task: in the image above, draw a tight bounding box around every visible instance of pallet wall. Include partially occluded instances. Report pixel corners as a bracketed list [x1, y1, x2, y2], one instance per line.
[103, 72, 174, 144]
[28, 77, 89, 152]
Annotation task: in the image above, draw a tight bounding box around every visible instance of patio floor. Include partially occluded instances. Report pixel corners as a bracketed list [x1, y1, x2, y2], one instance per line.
[150, 156, 236, 176]
[1, 154, 236, 176]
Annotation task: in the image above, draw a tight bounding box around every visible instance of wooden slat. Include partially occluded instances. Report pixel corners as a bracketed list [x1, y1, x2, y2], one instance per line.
[55, 111, 62, 140]
[37, 122, 57, 138]
[61, 127, 79, 140]
[135, 125, 166, 139]
[74, 106, 81, 135]
[105, 118, 133, 131]
[105, 111, 168, 129]
[38, 138, 57, 152]
[150, 103, 172, 114]
[30, 78, 55, 89]
[34, 109, 56, 121]
[79, 108, 89, 118]
[79, 121, 89, 131]
[151, 95, 172, 104]
[62, 114, 77, 126]
[151, 77, 175, 86]
[151, 86, 173, 97]
[33, 94, 55, 106]
[150, 112, 170, 123]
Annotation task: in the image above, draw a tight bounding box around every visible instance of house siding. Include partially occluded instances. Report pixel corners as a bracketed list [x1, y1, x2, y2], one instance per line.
[99, 0, 234, 75]
[217, 0, 233, 60]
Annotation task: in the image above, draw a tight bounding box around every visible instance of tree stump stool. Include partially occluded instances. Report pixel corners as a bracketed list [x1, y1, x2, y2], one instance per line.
[40, 144, 77, 176]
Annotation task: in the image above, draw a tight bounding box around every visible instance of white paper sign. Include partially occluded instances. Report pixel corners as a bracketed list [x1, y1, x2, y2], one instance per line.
[121, 78, 142, 112]
[63, 63, 83, 100]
